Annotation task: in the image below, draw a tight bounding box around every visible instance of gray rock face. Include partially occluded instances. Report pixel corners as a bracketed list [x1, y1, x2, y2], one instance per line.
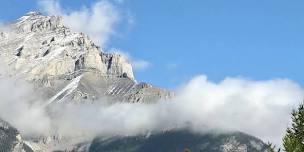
[0, 119, 33, 152]
[0, 12, 172, 104]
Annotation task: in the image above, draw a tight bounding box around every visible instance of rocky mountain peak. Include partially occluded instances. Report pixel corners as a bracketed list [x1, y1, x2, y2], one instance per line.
[14, 11, 64, 33]
[0, 12, 171, 104]
[1, 12, 134, 81]
[25, 11, 42, 16]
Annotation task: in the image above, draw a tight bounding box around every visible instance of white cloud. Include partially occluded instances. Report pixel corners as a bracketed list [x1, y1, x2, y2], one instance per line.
[49, 76, 303, 146]
[37, 0, 62, 15]
[174, 76, 303, 146]
[38, 0, 120, 46]
[38, 0, 143, 71]
[0, 66, 51, 136]
[0, 66, 302, 147]
[0, 22, 9, 32]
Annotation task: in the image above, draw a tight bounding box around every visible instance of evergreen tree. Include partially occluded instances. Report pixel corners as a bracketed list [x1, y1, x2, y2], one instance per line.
[283, 103, 304, 152]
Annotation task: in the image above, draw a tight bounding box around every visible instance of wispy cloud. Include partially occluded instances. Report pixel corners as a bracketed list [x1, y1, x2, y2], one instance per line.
[131, 60, 150, 71]
[0, 65, 51, 136]
[37, 0, 142, 72]
[109, 48, 151, 71]
[38, 0, 120, 47]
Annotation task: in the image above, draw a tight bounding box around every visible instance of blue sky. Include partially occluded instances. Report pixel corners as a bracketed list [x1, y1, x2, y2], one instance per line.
[1, 0, 304, 88]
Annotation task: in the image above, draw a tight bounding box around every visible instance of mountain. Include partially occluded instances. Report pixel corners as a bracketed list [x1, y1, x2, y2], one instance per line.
[83, 130, 268, 152]
[0, 119, 32, 152]
[0, 12, 268, 152]
[0, 11, 172, 104]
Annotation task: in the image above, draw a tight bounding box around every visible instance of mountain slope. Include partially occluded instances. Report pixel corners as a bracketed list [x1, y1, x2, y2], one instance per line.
[86, 130, 268, 152]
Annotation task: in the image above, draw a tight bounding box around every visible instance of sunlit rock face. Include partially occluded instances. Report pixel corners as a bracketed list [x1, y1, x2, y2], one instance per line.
[0, 11, 172, 104]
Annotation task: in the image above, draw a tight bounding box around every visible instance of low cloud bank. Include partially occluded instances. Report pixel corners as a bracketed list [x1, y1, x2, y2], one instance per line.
[0, 68, 51, 135]
[174, 76, 303, 145]
[0, 68, 302, 146]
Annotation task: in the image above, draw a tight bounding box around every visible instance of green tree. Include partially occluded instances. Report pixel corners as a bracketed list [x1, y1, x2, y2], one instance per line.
[283, 103, 304, 152]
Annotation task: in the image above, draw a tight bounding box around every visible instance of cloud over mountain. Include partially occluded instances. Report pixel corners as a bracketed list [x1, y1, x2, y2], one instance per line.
[0, 64, 302, 146]
[38, 0, 120, 46]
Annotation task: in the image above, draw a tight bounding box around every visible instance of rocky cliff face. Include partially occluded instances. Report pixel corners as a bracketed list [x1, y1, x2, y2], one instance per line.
[0, 12, 172, 104]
